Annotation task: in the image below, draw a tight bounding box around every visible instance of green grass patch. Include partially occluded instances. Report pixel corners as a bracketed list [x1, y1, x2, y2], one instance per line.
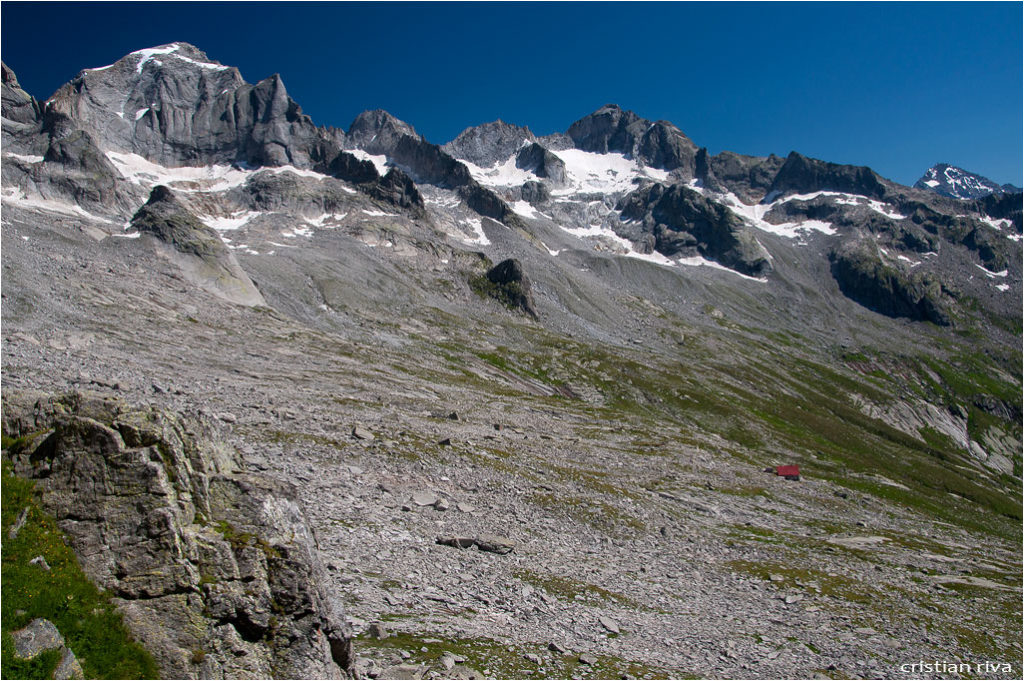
[1, 461, 159, 679]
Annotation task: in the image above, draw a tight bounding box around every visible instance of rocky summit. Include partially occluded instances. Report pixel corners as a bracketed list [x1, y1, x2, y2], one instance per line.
[2, 43, 1021, 680]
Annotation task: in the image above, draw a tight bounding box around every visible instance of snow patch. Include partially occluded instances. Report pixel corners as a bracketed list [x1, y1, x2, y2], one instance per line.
[268, 166, 331, 181]
[348, 149, 390, 177]
[134, 107, 150, 121]
[461, 217, 490, 246]
[305, 212, 348, 228]
[677, 255, 766, 282]
[3, 153, 45, 164]
[1, 186, 115, 224]
[551, 149, 670, 195]
[362, 209, 397, 217]
[995, 284, 1011, 292]
[721, 193, 836, 237]
[461, 156, 537, 188]
[133, 45, 181, 73]
[281, 225, 313, 238]
[105, 151, 251, 191]
[201, 210, 260, 231]
[558, 222, 674, 267]
[512, 201, 540, 219]
[975, 264, 1008, 278]
[541, 241, 561, 256]
[980, 216, 1011, 231]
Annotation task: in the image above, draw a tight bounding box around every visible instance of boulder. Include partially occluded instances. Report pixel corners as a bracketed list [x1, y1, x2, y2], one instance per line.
[477, 258, 539, 319]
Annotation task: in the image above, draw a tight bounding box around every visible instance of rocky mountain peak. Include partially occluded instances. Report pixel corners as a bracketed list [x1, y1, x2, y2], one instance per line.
[443, 119, 535, 167]
[41, 43, 326, 169]
[346, 109, 418, 154]
[566, 104, 698, 175]
[914, 163, 1020, 200]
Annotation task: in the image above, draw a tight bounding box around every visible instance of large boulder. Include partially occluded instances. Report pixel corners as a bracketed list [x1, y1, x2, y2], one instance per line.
[473, 258, 538, 319]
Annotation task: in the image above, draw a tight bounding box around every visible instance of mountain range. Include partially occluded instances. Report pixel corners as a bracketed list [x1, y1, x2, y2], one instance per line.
[2, 43, 1021, 680]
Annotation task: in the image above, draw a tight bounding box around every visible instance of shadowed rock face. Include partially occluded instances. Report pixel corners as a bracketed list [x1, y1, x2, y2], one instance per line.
[515, 142, 567, 185]
[769, 151, 889, 200]
[567, 104, 699, 175]
[1, 391, 353, 680]
[830, 239, 950, 325]
[619, 183, 773, 277]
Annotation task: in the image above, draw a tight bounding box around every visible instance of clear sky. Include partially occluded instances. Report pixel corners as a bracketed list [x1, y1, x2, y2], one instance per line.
[2, 1, 1021, 186]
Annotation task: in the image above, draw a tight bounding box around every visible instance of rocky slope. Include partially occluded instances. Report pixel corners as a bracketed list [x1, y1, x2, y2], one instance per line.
[2, 43, 1021, 680]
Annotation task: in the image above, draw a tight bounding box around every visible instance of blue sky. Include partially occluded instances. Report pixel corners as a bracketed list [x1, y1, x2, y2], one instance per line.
[2, 2, 1021, 186]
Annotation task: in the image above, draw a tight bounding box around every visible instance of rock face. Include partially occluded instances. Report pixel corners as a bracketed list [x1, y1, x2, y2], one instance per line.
[705, 151, 785, 203]
[46, 43, 326, 169]
[131, 185, 267, 306]
[619, 183, 773, 277]
[830, 238, 950, 325]
[2, 391, 353, 680]
[443, 120, 535, 167]
[769, 151, 889, 200]
[566, 104, 699, 175]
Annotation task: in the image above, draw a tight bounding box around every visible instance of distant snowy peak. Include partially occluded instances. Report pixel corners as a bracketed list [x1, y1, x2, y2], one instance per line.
[914, 163, 1020, 200]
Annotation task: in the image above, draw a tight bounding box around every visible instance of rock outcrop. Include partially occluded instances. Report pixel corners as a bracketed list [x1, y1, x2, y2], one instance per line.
[9, 618, 85, 680]
[830, 238, 951, 325]
[2, 391, 353, 680]
[131, 185, 266, 306]
[619, 183, 773, 277]
[471, 258, 538, 319]
[769, 151, 889, 200]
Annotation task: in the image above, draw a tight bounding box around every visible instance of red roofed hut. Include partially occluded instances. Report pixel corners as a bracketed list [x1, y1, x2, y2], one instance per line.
[775, 465, 800, 480]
